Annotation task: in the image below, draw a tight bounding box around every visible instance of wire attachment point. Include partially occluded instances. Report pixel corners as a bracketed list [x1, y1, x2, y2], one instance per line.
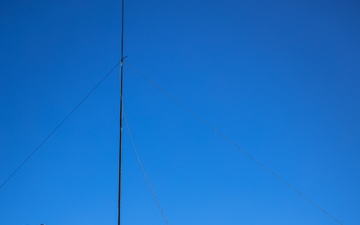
[120, 56, 128, 65]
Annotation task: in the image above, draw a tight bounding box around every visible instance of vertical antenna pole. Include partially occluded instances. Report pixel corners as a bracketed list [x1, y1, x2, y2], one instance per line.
[118, 0, 125, 225]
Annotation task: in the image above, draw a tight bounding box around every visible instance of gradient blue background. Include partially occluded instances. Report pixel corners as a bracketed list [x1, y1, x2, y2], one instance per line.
[1, 0, 359, 224]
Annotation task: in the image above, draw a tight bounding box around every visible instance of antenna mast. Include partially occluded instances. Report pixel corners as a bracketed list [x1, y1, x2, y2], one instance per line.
[118, 0, 125, 225]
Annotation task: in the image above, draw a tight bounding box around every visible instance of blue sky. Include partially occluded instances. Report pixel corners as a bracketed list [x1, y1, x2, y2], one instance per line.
[1, 0, 360, 224]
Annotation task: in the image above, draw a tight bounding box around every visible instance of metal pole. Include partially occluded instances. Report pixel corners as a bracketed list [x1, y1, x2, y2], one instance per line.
[118, 0, 125, 225]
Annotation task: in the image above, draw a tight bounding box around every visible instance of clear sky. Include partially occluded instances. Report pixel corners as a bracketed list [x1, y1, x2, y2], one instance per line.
[1, 0, 360, 225]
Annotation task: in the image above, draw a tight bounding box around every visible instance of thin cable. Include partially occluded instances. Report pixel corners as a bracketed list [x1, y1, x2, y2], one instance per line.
[0, 63, 120, 191]
[125, 62, 343, 225]
[123, 109, 170, 225]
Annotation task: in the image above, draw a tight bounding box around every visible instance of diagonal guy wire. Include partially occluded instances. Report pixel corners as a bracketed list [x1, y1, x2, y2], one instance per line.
[125, 61, 343, 225]
[123, 108, 170, 225]
[0, 63, 119, 190]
